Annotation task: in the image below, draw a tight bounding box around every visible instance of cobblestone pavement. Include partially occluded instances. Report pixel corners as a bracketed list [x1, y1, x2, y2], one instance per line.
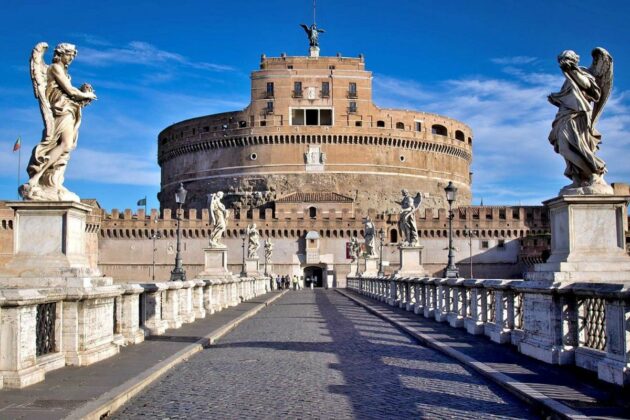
[114, 290, 537, 419]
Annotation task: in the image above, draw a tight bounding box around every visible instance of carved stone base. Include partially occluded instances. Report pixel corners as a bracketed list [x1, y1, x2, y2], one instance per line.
[19, 183, 80, 203]
[362, 256, 379, 277]
[242, 258, 262, 278]
[394, 246, 426, 278]
[526, 195, 630, 283]
[198, 247, 231, 278]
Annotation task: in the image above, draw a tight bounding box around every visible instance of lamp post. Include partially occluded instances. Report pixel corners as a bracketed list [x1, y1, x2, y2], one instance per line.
[151, 217, 161, 281]
[378, 227, 385, 277]
[444, 181, 459, 278]
[241, 232, 247, 277]
[464, 225, 478, 278]
[170, 183, 187, 281]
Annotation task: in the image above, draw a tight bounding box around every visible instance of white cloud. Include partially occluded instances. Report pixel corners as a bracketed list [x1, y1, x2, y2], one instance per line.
[77, 41, 235, 72]
[491, 56, 537, 65]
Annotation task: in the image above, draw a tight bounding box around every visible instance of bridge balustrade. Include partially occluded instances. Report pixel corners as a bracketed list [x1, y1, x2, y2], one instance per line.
[348, 275, 630, 387]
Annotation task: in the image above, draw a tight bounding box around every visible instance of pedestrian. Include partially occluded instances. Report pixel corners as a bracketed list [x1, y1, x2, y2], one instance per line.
[275, 275, 281, 290]
[310, 276, 314, 290]
[292, 275, 298, 290]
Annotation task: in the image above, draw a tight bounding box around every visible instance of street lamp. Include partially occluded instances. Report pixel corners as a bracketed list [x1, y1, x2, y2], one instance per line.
[464, 224, 478, 278]
[241, 233, 246, 277]
[170, 183, 187, 281]
[444, 181, 459, 278]
[151, 217, 162, 281]
[378, 227, 385, 277]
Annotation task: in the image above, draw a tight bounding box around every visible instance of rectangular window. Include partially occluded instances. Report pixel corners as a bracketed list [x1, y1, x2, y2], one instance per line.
[498, 239, 506, 248]
[266, 82, 274, 98]
[306, 109, 318, 125]
[320, 109, 332, 125]
[260, 120, 267, 127]
[291, 109, 305, 125]
[481, 240, 489, 249]
[355, 121, 362, 127]
[321, 81, 330, 98]
[293, 81, 302, 97]
[348, 82, 357, 98]
[348, 101, 357, 113]
[266, 101, 274, 113]
[415, 121, 422, 131]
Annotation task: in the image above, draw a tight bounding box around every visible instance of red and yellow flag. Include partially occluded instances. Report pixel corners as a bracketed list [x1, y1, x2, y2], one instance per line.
[12, 136, 21, 152]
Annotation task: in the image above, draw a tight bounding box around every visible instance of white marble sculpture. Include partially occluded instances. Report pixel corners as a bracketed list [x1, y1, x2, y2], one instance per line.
[264, 238, 273, 263]
[349, 236, 360, 262]
[247, 224, 260, 259]
[398, 190, 422, 247]
[208, 192, 228, 247]
[20, 42, 97, 202]
[363, 217, 377, 258]
[548, 48, 614, 195]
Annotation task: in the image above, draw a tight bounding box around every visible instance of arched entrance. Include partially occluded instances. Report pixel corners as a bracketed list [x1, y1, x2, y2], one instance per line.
[303, 266, 324, 288]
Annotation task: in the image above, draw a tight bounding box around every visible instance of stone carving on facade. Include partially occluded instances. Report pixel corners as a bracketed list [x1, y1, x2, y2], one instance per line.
[20, 42, 97, 202]
[247, 223, 260, 259]
[548, 48, 614, 196]
[349, 236, 360, 262]
[306, 86, 317, 100]
[300, 23, 325, 47]
[208, 192, 228, 248]
[398, 190, 422, 247]
[264, 238, 273, 263]
[363, 217, 377, 258]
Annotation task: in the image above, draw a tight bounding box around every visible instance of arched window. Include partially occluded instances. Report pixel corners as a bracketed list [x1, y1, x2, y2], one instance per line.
[389, 229, 398, 243]
[431, 124, 448, 136]
[309, 206, 317, 218]
[395, 122, 404, 129]
[468, 137, 472, 145]
[376, 120, 385, 128]
[455, 130, 465, 141]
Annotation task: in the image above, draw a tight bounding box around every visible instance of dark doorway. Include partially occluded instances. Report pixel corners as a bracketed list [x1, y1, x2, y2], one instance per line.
[303, 266, 324, 288]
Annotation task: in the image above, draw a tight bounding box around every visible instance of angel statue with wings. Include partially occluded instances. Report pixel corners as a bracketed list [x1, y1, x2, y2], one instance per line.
[208, 192, 229, 247]
[363, 216, 377, 258]
[246, 224, 260, 259]
[20, 42, 97, 202]
[264, 238, 273, 264]
[398, 190, 422, 247]
[548, 48, 614, 196]
[300, 23, 325, 48]
[349, 236, 360, 262]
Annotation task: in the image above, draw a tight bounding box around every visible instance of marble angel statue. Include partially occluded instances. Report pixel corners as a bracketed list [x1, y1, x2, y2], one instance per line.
[363, 217, 377, 258]
[247, 224, 260, 259]
[264, 238, 273, 263]
[548, 48, 614, 195]
[20, 42, 97, 202]
[398, 190, 422, 247]
[208, 192, 229, 247]
[349, 236, 360, 262]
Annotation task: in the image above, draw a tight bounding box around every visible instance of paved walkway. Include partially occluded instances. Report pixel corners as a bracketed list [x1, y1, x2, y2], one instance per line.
[114, 290, 537, 419]
[340, 290, 630, 419]
[0, 291, 284, 420]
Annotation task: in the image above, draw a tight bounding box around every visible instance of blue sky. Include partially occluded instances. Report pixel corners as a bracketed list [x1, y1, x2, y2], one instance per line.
[1, 0, 629, 210]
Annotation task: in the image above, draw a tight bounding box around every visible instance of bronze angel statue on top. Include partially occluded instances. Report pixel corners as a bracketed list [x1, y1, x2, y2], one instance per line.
[548, 48, 614, 196]
[20, 42, 97, 202]
[300, 23, 325, 48]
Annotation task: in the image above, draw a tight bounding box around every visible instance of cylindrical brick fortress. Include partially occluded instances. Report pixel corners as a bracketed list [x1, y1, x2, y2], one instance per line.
[158, 54, 472, 212]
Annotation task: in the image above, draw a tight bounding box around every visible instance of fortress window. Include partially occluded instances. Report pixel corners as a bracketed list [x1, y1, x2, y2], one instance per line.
[468, 137, 472, 145]
[250, 153, 257, 160]
[395, 122, 404, 129]
[348, 82, 357, 98]
[415, 122, 422, 132]
[309, 207, 317, 218]
[498, 239, 506, 248]
[431, 124, 448, 136]
[260, 120, 267, 127]
[266, 101, 274, 113]
[355, 121, 362, 127]
[292, 109, 305, 125]
[390, 229, 398, 243]
[481, 240, 489, 249]
[239, 120, 247, 128]
[399, 155, 406, 162]
[287, 65, 293, 69]
[320, 109, 332, 125]
[376, 120, 385, 128]
[321, 82, 330, 98]
[293, 81, 303, 98]
[306, 109, 318, 125]
[291, 108, 332, 126]
[266, 82, 274, 98]
[455, 130, 465, 141]
[203, 126, 209, 132]
[348, 101, 357, 113]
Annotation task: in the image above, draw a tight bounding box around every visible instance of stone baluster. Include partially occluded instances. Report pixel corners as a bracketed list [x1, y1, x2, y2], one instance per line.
[163, 281, 183, 329]
[192, 280, 206, 319]
[464, 279, 484, 335]
[179, 281, 196, 324]
[141, 283, 169, 335]
[435, 278, 449, 322]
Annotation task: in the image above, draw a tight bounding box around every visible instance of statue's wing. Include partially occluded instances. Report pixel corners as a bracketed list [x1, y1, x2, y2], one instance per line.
[413, 193, 423, 210]
[30, 42, 53, 140]
[318, 28, 326, 33]
[300, 23, 310, 34]
[589, 47, 613, 127]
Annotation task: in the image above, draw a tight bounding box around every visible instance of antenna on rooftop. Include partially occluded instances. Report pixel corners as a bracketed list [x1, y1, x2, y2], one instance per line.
[313, 0, 316, 25]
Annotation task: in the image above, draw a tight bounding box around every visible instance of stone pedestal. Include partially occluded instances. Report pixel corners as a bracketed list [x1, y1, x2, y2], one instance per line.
[394, 246, 426, 278]
[309, 46, 320, 57]
[362, 256, 380, 277]
[242, 257, 262, 278]
[0, 201, 103, 285]
[198, 247, 231, 277]
[527, 195, 630, 283]
[349, 260, 360, 277]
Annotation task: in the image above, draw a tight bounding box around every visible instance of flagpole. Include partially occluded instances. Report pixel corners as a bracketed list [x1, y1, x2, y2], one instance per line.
[144, 196, 147, 217]
[17, 142, 21, 200]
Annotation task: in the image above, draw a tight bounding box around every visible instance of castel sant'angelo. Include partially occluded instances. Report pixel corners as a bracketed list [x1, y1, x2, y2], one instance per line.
[0, 25, 568, 285]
